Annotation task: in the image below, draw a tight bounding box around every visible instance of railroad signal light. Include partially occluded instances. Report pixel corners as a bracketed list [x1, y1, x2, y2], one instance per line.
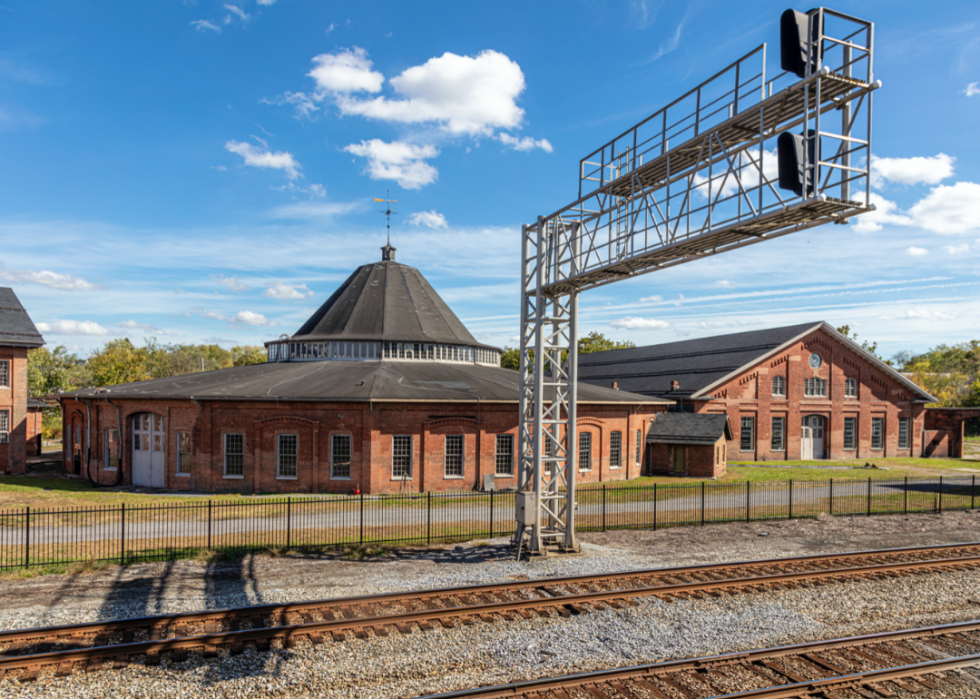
[777, 130, 817, 198]
[780, 9, 823, 79]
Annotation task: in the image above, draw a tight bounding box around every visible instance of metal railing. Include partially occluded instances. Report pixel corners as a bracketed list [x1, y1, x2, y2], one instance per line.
[0, 475, 975, 569]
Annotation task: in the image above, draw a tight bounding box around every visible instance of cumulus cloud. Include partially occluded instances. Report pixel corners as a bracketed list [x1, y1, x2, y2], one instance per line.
[225, 140, 301, 180]
[852, 192, 913, 233]
[609, 316, 670, 330]
[333, 49, 526, 135]
[870, 153, 955, 187]
[191, 19, 221, 32]
[117, 320, 163, 333]
[344, 139, 438, 189]
[966, 82, 979, 97]
[496, 133, 553, 153]
[905, 246, 929, 257]
[263, 281, 314, 301]
[36, 320, 108, 336]
[408, 210, 448, 228]
[0, 264, 100, 290]
[212, 274, 249, 292]
[692, 147, 778, 199]
[907, 182, 980, 234]
[943, 243, 970, 255]
[197, 309, 279, 327]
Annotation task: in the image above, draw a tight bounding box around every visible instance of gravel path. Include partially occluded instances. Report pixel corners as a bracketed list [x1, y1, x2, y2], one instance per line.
[1, 511, 979, 698]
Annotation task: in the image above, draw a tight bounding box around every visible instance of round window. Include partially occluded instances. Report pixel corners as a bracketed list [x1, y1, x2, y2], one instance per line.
[809, 353, 822, 369]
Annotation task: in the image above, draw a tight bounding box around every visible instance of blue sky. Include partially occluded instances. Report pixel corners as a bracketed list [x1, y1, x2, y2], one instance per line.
[1, 0, 978, 360]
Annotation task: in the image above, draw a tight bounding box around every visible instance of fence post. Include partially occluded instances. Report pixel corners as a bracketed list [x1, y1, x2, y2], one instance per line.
[427, 492, 432, 545]
[746, 481, 751, 523]
[286, 497, 292, 549]
[653, 482, 657, 531]
[489, 491, 494, 540]
[829, 479, 834, 516]
[788, 480, 793, 520]
[701, 481, 705, 526]
[938, 476, 943, 513]
[359, 492, 364, 545]
[904, 478, 908, 515]
[973, 475, 977, 511]
[120, 503, 126, 565]
[867, 477, 872, 517]
[602, 484, 607, 532]
[24, 507, 29, 569]
[207, 500, 212, 550]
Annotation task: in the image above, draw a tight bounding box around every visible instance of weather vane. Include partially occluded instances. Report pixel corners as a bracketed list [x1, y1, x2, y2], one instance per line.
[374, 191, 398, 246]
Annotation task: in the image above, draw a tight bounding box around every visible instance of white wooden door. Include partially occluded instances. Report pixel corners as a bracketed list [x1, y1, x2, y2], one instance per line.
[801, 426, 813, 460]
[132, 414, 165, 488]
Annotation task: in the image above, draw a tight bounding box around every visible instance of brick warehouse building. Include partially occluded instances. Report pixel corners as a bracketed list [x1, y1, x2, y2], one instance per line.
[580, 322, 979, 465]
[57, 246, 678, 494]
[0, 288, 45, 475]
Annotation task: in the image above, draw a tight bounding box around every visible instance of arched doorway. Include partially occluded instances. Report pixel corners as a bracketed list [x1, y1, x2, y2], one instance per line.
[801, 415, 826, 459]
[131, 413, 165, 488]
[70, 416, 83, 475]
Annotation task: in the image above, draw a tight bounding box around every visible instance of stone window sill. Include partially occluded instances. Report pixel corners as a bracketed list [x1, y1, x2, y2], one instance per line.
[277, 476, 297, 480]
[176, 472, 190, 478]
[223, 474, 244, 480]
[331, 476, 352, 481]
[444, 475, 464, 480]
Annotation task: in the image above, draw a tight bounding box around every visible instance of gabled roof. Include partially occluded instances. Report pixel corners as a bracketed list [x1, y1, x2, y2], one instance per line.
[0, 288, 44, 348]
[290, 255, 497, 350]
[58, 361, 673, 405]
[579, 321, 936, 403]
[646, 412, 732, 446]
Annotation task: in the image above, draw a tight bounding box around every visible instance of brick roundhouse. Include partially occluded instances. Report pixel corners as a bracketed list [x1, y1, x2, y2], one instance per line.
[58, 246, 681, 494]
[580, 322, 978, 466]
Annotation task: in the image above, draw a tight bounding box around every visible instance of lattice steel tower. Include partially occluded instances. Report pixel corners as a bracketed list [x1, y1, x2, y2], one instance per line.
[514, 8, 879, 555]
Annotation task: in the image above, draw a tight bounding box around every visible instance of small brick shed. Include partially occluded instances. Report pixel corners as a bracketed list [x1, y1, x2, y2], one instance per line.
[645, 412, 733, 478]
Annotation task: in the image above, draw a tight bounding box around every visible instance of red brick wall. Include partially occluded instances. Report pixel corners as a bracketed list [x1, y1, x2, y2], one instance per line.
[644, 437, 726, 479]
[0, 347, 29, 475]
[694, 329, 927, 461]
[59, 397, 666, 493]
[26, 408, 43, 457]
[923, 408, 980, 459]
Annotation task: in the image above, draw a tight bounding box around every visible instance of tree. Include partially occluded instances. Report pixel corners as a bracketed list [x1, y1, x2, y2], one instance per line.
[232, 345, 267, 366]
[28, 346, 86, 396]
[87, 339, 153, 387]
[500, 347, 520, 371]
[901, 340, 980, 408]
[498, 332, 634, 372]
[836, 324, 885, 362]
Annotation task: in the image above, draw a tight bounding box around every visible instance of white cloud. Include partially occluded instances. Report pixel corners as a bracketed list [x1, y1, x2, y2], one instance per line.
[344, 139, 438, 189]
[0, 264, 100, 290]
[257, 0, 276, 5]
[908, 182, 980, 234]
[197, 309, 279, 327]
[308, 47, 384, 94]
[870, 153, 955, 186]
[117, 320, 163, 333]
[641, 21, 684, 64]
[495, 133, 553, 153]
[334, 49, 526, 135]
[191, 19, 221, 32]
[880, 308, 955, 322]
[609, 316, 670, 330]
[223, 4, 250, 22]
[943, 243, 970, 255]
[639, 294, 663, 303]
[270, 200, 361, 220]
[905, 246, 929, 257]
[263, 281, 314, 301]
[36, 320, 108, 336]
[261, 91, 319, 119]
[225, 140, 301, 180]
[966, 82, 979, 97]
[852, 192, 913, 233]
[212, 274, 249, 292]
[325, 23, 335, 34]
[714, 280, 733, 289]
[408, 210, 448, 228]
[692, 147, 778, 199]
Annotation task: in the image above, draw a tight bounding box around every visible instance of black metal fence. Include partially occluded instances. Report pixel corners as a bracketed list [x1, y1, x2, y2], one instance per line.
[1, 475, 977, 570]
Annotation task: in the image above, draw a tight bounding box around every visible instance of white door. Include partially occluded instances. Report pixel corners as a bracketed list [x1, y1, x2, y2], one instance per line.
[132, 414, 165, 488]
[801, 426, 813, 460]
[801, 415, 825, 459]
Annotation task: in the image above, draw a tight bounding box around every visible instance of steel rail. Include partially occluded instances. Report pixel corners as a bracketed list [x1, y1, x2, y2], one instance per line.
[1, 541, 977, 646]
[2, 549, 980, 676]
[413, 620, 980, 698]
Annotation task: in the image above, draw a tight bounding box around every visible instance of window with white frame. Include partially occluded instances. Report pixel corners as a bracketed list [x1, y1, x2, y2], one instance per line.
[771, 375, 786, 397]
[0, 410, 8, 443]
[740, 417, 755, 451]
[543, 430, 554, 475]
[844, 377, 857, 398]
[871, 417, 884, 450]
[0, 360, 8, 388]
[610, 431, 622, 469]
[843, 417, 857, 450]
[578, 432, 592, 471]
[224, 434, 244, 477]
[635, 429, 641, 465]
[105, 429, 119, 470]
[495, 434, 513, 476]
[277, 434, 298, 478]
[392, 435, 412, 479]
[898, 417, 911, 450]
[804, 377, 828, 397]
[176, 432, 191, 475]
[445, 434, 464, 478]
[771, 416, 786, 451]
[331, 434, 351, 479]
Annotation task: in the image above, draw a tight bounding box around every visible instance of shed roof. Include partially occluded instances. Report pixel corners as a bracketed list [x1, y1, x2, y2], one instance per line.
[60, 360, 673, 405]
[646, 412, 732, 446]
[0, 288, 44, 348]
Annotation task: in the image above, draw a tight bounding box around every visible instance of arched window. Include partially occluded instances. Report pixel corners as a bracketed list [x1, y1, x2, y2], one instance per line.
[771, 375, 786, 397]
[844, 377, 857, 398]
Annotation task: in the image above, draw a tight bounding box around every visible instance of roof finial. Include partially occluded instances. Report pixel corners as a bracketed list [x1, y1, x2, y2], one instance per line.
[374, 191, 398, 260]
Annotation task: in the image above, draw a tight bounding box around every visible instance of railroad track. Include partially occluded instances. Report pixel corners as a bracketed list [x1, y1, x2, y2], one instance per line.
[2, 542, 980, 682]
[415, 620, 980, 699]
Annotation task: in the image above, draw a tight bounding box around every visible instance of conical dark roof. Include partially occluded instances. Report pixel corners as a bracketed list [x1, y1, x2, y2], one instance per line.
[292, 253, 485, 347]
